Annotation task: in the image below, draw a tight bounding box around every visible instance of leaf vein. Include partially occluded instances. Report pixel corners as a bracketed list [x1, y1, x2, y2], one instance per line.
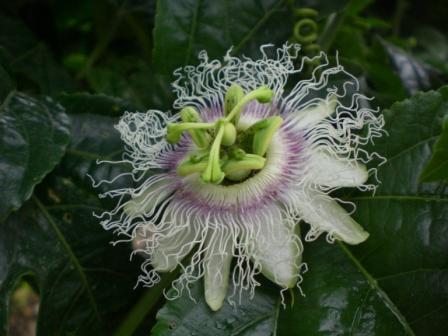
[338, 242, 416, 335]
[33, 196, 102, 323]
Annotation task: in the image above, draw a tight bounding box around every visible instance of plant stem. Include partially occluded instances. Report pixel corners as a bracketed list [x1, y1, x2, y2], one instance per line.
[392, 0, 408, 36]
[113, 271, 179, 336]
[76, 22, 118, 80]
[317, 12, 346, 52]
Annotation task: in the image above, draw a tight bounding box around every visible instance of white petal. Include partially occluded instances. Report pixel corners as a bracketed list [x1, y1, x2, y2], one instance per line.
[295, 96, 337, 129]
[248, 207, 302, 288]
[307, 150, 368, 187]
[132, 220, 195, 272]
[124, 178, 173, 217]
[204, 231, 234, 311]
[151, 223, 196, 271]
[296, 188, 369, 244]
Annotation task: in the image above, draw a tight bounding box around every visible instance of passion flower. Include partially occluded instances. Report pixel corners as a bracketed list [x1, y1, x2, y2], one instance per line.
[94, 44, 384, 311]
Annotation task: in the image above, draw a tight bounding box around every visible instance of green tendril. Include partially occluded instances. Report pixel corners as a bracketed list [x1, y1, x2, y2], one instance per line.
[201, 123, 225, 184]
[290, 5, 321, 60]
[293, 7, 318, 18]
[224, 84, 244, 124]
[293, 18, 318, 44]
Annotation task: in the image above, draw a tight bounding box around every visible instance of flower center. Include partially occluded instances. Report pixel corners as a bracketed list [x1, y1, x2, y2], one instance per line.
[166, 84, 283, 184]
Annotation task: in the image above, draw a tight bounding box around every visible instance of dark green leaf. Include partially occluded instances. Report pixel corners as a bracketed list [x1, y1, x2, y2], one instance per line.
[345, 0, 374, 16]
[0, 94, 159, 335]
[372, 86, 448, 194]
[61, 105, 133, 192]
[333, 31, 407, 108]
[0, 62, 14, 101]
[414, 27, 448, 76]
[59, 92, 134, 117]
[277, 240, 412, 335]
[347, 87, 448, 334]
[152, 280, 278, 336]
[0, 177, 142, 335]
[0, 92, 71, 221]
[419, 117, 448, 182]
[293, 0, 350, 16]
[278, 87, 448, 336]
[153, 0, 293, 78]
[151, 87, 448, 335]
[0, 12, 74, 96]
[380, 39, 431, 95]
[85, 58, 173, 110]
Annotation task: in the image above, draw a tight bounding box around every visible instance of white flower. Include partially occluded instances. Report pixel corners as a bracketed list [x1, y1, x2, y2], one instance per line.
[93, 44, 384, 311]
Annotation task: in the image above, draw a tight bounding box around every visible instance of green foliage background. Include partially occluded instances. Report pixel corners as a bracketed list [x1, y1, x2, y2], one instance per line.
[0, 0, 447, 335]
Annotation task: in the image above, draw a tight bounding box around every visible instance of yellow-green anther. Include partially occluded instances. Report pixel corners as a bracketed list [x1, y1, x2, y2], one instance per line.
[225, 86, 274, 122]
[201, 124, 225, 184]
[180, 107, 211, 148]
[190, 151, 209, 163]
[252, 116, 283, 156]
[223, 153, 265, 181]
[166, 121, 214, 144]
[221, 122, 237, 146]
[177, 157, 209, 176]
[224, 84, 244, 124]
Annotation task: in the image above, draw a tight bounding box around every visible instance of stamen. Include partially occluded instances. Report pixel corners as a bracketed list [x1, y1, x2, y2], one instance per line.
[166, 121, 214, 144]
[167, 85, 280, 184]
[252, 116, 283, 156]
[180, 107, 211, 148]
[225, 86, 274, 123]
[224, 84, 244, 124]
[223, 153, 266, 182]
[201, 122, 225, 184]
[177, 155, 208, 176]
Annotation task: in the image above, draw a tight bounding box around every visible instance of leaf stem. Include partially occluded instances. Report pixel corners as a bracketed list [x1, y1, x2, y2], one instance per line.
[113, 270, 179, 336]
[32, 195, 102, 323]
